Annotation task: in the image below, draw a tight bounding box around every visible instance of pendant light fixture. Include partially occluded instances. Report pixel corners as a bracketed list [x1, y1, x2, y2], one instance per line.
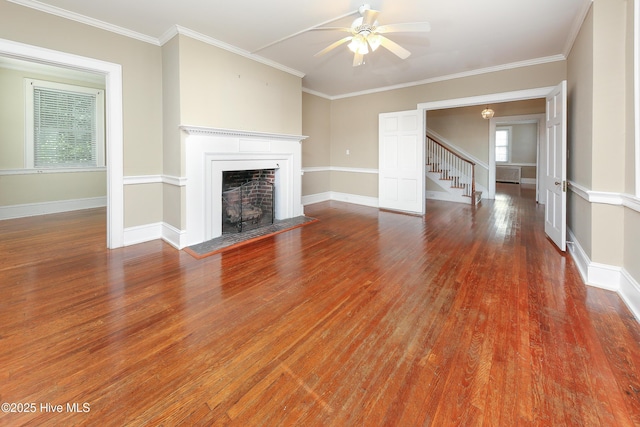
[481, 106, 495, 119]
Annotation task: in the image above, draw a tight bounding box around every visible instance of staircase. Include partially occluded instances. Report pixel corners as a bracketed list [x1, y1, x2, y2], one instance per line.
[426, 136, 482, 206]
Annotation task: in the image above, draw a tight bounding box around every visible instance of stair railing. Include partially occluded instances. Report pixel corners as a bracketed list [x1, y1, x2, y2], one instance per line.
[426, 136, 477, 205]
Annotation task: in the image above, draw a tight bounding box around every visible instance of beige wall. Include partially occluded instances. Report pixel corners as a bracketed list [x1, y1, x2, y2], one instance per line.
[510, 123, 538, 164]
[587, 0, 626, 268]
[301, 92, 331, 196]
[0, 68, 23, 169]
[331, 171, 378, 198]
[567, 3, 594, 261]
[622, 0, 640, 283]
[125, 183, 163, 226]
[0, 172, 106, 205]
[592, 0, 627, 193]
[178, 35, 302, 138]
[626, 207, 640, 281]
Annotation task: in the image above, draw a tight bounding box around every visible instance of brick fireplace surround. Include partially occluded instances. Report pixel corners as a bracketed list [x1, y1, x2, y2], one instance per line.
[181, 126, 307, 248]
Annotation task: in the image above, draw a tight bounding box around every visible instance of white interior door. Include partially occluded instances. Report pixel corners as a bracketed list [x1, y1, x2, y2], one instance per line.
[544, 81, 567, 251]
[378, 110, 425, 214]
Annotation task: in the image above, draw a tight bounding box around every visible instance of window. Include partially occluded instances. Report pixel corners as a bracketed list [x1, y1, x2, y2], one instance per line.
[25, 78, 104, 169]
[495, 127, 511, 163]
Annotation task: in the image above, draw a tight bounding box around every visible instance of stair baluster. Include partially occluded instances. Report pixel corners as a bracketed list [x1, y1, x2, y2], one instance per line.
[426, 135, 478, 205]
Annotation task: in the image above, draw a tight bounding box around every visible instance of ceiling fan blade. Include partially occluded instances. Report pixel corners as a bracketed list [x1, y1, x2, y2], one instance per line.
[376, 22, 431, 34]
[353, 52, 365, 67]
[378, 35, 411, 59]
[362, 8, 380, 27]
[315, 36, 353, 57]
[312, 26, 353, 33]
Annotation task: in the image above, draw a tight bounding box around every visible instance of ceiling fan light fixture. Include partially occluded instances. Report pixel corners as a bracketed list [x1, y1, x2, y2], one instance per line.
[481, 107, 495, 119]
[367, 34, 382, 51]
[348, 35, 369, 55]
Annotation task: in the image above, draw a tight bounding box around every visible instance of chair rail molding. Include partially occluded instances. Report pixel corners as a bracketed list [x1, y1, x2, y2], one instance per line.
[569, 181, 640, 213]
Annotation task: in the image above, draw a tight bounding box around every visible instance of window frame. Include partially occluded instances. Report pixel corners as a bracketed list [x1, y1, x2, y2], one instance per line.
[495, 126, 512, 163]
[24, 78, 105, 170]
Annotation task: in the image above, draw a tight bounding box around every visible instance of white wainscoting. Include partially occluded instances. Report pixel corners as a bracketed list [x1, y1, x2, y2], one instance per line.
[568, 181, 640, 321]
[123, 221, 185, 249]
[302, 167, 379, 207]
[568, 228, 640, 321]
[122, 174, 187, 248]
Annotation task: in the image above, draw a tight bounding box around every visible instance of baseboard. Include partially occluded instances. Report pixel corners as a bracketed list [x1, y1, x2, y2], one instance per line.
[0, 196, 107, 220]
[302, 192, 331, 206]
[567, 229, 590, 285]
[425, 191, 469, 204]
[329, 192, 379, 207]
[162, 222, 187, 249]
[123, 221, 187, 249]
[123, 222, 163, 246]
[568, 228, 640, 321]
[621, 269, 640, 321]
[303, 191, 379, 208]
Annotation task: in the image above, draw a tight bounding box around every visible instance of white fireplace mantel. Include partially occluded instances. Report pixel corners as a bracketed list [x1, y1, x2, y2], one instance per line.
[182, 125, 307, 247]
[180, 125, 307, 142]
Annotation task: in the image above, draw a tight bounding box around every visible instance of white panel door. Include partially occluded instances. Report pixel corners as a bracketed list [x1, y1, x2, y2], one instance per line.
[544, 81, 567, 251]
[379, 110, 424, 214]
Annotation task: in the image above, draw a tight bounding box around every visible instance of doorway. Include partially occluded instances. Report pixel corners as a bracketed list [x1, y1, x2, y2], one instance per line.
[417, 83, 567, 251]
[489, 114, 546, 204]
[0, 38, 124, 248]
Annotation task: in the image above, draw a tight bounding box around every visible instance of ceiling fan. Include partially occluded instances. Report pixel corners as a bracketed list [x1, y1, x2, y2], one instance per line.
[314, 4, 431, 67]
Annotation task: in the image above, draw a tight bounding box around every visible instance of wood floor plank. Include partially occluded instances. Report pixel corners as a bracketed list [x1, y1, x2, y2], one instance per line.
[2, 185, 640, 425]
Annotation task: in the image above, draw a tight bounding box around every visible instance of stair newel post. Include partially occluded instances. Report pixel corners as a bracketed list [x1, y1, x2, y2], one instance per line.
[471, 164, 476, 205]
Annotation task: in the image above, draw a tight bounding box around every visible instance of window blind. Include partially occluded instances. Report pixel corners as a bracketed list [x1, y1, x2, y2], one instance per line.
[33, 87, 97, 168]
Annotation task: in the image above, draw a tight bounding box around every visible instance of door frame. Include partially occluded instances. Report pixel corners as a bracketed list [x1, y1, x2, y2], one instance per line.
[489, 114, 546, 203]
[417, 87, 555, 200]
[0, 38, 124, 248]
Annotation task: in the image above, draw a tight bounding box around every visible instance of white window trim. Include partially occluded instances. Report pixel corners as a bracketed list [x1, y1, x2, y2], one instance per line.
[495, 126, 512, 163]
[24, 78, 105, 169]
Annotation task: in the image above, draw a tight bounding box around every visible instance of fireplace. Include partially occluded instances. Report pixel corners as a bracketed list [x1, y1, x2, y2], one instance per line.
[182, 126, 306, 248]
[222, 169, 275, 234]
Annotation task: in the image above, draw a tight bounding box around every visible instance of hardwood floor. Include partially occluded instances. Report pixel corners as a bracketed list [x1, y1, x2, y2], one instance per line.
[2, 184, 640, 426]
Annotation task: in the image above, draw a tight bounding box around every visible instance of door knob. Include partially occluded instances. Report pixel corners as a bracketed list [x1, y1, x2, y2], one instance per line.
[554, 181, 561, 185]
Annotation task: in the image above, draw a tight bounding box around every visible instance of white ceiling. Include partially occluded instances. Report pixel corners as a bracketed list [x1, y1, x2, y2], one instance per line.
[9, 0, 591, 98]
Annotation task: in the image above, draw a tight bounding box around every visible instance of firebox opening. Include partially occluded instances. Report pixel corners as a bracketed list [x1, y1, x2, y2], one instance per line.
[222, 169, 275, 234]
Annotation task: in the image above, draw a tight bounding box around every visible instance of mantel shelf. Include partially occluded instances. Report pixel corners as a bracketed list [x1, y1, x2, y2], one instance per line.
[180, 125, 307, 143]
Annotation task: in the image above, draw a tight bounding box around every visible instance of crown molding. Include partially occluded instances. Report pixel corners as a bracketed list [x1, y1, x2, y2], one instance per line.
[8, 1, 305, 78]
[305, 55, 566, 100]
[563, 0, 593, 57]
[330, 55, 566, 100]
[7, 0, 160, 45]
[162, 25, 305, 79]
